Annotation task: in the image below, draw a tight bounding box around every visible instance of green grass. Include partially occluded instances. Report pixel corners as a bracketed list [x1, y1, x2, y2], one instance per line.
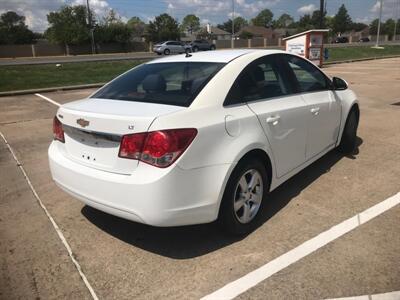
[1, 45, 400, 92]
[327, 45, 400, 62]
[0, 60, 143, 92]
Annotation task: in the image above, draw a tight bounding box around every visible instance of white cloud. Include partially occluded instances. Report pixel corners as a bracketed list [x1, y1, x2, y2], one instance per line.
[72, 0, 112, 20]
[370, 0, 399, 18]
[0, 0, 65, 32]
[297, 4, 317, 15]
[166, 0, 280, 21]
[200, 18, 211, 25]
[0, 0, 117, 32]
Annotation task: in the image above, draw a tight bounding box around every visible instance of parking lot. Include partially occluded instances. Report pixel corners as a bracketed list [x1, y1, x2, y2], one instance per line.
[0, 58, 399, 299]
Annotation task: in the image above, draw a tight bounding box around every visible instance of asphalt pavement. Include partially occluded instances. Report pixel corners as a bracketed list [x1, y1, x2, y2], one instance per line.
[0, 58, 399, 299]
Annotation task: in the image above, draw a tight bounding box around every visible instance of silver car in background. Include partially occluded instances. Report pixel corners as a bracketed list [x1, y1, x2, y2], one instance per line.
[153, 41, 191, 55]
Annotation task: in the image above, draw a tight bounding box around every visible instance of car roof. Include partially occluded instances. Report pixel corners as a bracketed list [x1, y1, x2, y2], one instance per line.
[147, 49, 285, 64]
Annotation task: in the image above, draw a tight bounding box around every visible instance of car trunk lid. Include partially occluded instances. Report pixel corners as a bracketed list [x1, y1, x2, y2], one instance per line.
[57, 98, 185, 174]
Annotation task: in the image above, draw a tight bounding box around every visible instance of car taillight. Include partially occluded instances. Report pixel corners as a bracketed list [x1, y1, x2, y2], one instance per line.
[118, 128, 197, 168]
[53, 116, 65, 143]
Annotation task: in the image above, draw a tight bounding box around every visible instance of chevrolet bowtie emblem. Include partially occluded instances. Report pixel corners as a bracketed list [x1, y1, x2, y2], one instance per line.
[76, 118, 90, 128]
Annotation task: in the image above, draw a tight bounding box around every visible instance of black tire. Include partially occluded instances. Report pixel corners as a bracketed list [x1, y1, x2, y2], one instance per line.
[219, 157, 269, 235]
[338, 108, 359, 153]
[192, 46, 199, 52]
[163, 49, 170, 55]
[210, 45, 216, 50]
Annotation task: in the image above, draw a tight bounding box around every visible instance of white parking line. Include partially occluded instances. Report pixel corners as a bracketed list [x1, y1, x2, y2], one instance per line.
[35, 93, 61, 107]
[327, 290, 400, 300]
[0, 132, 98, 300]
[201, 192, 400, 300]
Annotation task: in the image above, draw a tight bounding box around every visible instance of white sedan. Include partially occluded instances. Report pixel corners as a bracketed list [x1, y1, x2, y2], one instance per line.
[49, 49, 359, 235]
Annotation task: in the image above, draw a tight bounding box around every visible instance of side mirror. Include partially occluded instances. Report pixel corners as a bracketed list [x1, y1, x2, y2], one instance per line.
[332, 77, 348, 90]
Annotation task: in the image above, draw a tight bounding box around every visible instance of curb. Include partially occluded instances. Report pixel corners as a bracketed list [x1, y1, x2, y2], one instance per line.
[1, 55, 399, 97]
[0, 83, 105, 97]
[324, 54, 400, 66]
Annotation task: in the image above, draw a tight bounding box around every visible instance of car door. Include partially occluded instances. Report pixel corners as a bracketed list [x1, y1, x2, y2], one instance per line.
[174, 41, 184, 53]
[167, 42, 177, 53]
[225, 55, 309, 178]
[283, 55, 341, 160]
[200, 40, 208, 50]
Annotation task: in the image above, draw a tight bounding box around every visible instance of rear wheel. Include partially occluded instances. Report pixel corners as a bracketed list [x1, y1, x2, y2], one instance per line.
[338, 108, 359, 153]
[219, 158, 269, 235]
[192, 46, 199, 52]
[163, 49, 170, 55]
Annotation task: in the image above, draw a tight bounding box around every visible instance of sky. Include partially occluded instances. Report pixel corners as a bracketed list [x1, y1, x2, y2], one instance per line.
[0, 0, 399, 32]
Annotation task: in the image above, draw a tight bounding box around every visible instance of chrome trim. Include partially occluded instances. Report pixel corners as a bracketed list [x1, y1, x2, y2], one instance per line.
[63, 124, 122, 142]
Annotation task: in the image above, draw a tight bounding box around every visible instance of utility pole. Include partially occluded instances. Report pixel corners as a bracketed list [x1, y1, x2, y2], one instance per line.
[86, 0, 96, 54]
[319, 0, 325, 28]
[375, 0, 384, 47]
[394, 0, 399, 41]
[231, 0, 235, 45]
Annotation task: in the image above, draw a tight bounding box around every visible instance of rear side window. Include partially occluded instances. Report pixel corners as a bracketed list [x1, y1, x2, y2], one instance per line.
[92, 62, 225, 107]
[284, 55, 329, 92]
[225, 55, 292, 105]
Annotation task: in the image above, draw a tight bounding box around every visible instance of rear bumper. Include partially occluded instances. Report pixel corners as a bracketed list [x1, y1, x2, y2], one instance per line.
[48, 142, 231, 226]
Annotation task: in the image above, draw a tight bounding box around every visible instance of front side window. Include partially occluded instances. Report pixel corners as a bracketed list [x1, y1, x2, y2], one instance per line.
[92, 62, 225, 107]
[225, 56, 291, 105]
[284, 55, 329, 93]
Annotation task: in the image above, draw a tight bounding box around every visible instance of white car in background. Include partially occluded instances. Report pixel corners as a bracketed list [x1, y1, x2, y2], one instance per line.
[49, 49, 359, 235]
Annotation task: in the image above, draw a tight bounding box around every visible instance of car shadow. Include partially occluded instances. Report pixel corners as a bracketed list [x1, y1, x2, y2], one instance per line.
[82, 137, 363, 259]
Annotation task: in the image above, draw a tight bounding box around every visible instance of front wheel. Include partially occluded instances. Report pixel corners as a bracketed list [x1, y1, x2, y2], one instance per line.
[163, 49, 170, 55]
[338, 108, 359, 153]
[192, 46, 199, 52]
[210, 45, 216, 50]
[219, 158, 269, 235]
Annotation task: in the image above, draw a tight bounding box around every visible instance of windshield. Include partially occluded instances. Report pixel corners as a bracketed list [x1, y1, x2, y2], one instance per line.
[92, 62, 225, 107]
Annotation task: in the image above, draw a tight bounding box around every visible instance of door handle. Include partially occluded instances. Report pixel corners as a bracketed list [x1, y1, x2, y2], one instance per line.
[266, 115, 280, 125]
[310, 107, 320, 115]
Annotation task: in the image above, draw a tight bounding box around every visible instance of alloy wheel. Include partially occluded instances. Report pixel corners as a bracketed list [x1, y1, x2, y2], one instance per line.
[233, 169, 263, 224]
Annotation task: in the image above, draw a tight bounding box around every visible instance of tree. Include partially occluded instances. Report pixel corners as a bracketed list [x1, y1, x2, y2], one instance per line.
[383, 18, 396, 39]
[217, 17, 248, 33]
[102, 9, 120, 25]
[297, 14, 313, 31]
[239, 31, 254, 39]
[146, 13, 180, 42]
[127, 16, 145, 37]
[332, 4, 352, 34]
[251, 9, 273, 27]
[181, 14, 200, 35]
[274, 13, 294, 28]
[369, 19, 379, 35]
[350, 22, 368, 32]
[95, 10, 131, 44]
[310, 10, 326, 28]
[0, 11, 34, 44]
[45, 5, 92, 45]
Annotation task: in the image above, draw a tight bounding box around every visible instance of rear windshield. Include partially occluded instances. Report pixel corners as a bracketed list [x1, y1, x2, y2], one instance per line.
[92, 62, 225, 107]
